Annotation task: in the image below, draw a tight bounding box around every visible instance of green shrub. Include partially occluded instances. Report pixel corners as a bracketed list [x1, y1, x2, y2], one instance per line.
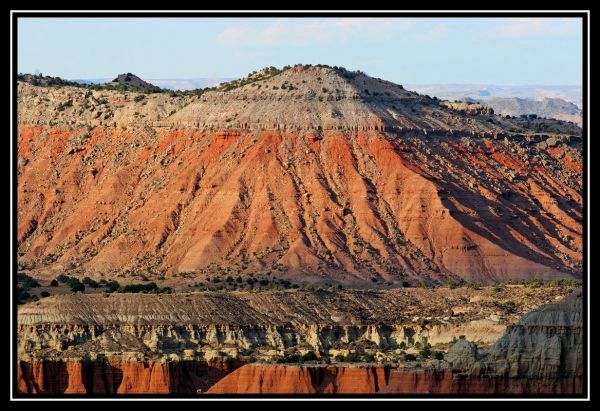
[344, 352, 361, 362]
[419, 347, 432, 358]
[18, 273, 40, 288]
[434, 351, 444, 360]
[404, 353, 417, 361]
[105, 280, 120, 293]
[40, 291, 50, 298]
[362, 353, 376, 362]
[525, 279, 544, 288]
[82, 277, 99, 288]
[467, 283, 482, 290]
[50, 279, 59, 287]
[70, 281, 85, 293]
[17, 288, 30, 303]
[300, 351, 318, 362]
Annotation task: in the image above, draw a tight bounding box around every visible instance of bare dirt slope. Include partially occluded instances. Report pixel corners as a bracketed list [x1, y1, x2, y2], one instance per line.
[17, 65, 583, 285]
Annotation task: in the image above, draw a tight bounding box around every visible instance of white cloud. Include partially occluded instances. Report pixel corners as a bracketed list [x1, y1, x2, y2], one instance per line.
[216, 25, 254, 43]
[493, 18, 580, 37]
[215, 18, 409, 46]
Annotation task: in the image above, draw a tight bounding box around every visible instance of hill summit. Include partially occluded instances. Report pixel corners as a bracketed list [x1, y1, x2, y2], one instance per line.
[105, 72, 159, 91]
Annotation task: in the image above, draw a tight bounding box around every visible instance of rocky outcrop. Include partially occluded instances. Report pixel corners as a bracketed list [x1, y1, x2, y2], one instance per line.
[17, 287, 580, 394]
[467, 287, 583, 391]
[206, 364, 389, 394]
[16, 288, 582, 394]
[18, 287, 575, 361]
[206, 289, 584, 394]
[17, 358, 238, 394]
[106, 73, 158, 91]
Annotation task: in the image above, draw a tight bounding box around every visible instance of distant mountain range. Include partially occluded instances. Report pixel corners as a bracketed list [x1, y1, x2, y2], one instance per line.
[405, 84, 582, 107]
[406, 84, 582, 126]
[472, 97, 582, 126]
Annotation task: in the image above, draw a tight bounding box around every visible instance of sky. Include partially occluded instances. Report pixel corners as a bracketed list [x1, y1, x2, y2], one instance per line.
[17, 17, 583, 85]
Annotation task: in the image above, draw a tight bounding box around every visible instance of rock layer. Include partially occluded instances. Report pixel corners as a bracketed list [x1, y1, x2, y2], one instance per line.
[18, 287, 573, 361]
[17, 68, 582, 285]
[207, 289, 583, 394]
[16, 288, 582, 395]
[17, 358, 238, 394]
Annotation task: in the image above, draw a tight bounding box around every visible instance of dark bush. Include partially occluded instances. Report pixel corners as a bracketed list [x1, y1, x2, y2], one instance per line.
[41, 291, 50, 298]
[70, 281, 85, 293]
[50, 279, 59, 287]
[117, 282, 171, 294]
[83, 277, 99, 288]
[362, 353, 376, 362]
[300, 351, 318, 362]
[105, 280, 120, 293]
[18, 273, 40, 288]
[343, 352, 361, 362]
[17, 288, 30, 303]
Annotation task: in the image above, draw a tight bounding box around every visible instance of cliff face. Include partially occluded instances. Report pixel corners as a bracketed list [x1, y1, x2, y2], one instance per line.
[17, 358, 238, 394]
[206, 290, 583, 394]
[17, 65, 582, 286]
[17, 287, 581, 394]
[18, 288, 573, 362]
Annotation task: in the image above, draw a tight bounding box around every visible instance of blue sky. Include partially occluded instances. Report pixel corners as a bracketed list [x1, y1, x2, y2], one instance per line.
[17, 17, 583, 85]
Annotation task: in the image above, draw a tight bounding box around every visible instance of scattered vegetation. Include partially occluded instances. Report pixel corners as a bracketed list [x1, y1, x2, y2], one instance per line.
[333, 352, 377, 363]
[18, 273, 40, 289]
[272, 351, 321, 364]
[404, 353, 417, 361]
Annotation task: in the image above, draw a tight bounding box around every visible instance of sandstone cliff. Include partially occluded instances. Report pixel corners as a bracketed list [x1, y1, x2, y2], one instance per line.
[18, 357, 238, 394]
[17, 286, 580, 394]
[205, 289, 583, 394]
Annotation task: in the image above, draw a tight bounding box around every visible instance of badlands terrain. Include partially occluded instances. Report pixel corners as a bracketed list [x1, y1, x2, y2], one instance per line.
[17, 285, 581, 394]
[17, 65, 582, 287]
[15, 64, 584, 395]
